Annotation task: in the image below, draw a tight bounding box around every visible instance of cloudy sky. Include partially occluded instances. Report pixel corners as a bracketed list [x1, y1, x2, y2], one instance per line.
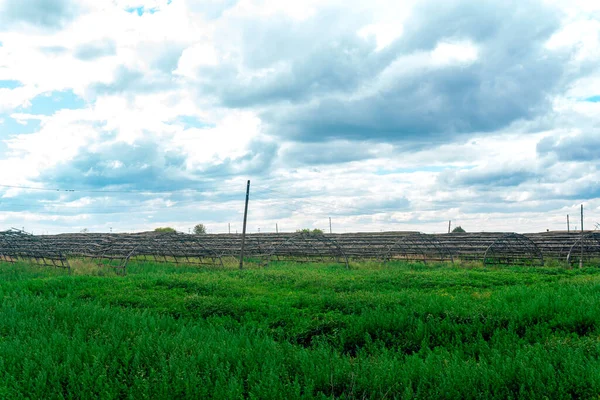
[0, 0, 599, 234]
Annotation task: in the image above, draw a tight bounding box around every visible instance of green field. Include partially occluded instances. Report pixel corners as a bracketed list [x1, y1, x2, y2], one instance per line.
[1, 261, 600, 399]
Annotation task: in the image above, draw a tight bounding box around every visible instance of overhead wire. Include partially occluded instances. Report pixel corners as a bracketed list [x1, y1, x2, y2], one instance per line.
[0, 180, 409, 221]
[0, 181, 248, 214]
[0, 182, 228, 194]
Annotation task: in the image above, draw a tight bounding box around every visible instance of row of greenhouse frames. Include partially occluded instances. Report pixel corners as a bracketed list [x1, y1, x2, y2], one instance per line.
[1, 229, 599, 274]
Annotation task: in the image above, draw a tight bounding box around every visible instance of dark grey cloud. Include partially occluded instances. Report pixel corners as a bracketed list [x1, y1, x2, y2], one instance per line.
[197, 8, 386, 107]
[200, 139, 278, 178]
[74, 39, 117, 61]
[537, 132, 600, 162]
[199, 37, 380, 107]
[280, 141, 379, 166]
[190, 0, 568, 146]
[18, 134, 279, 227]
[0, 0, 80, 30]
[519, 179, 600, 202]
[36, 135, 277, 194]
[562, 185, 600, 201]
[37, 138, 195, 191]
[439, 167, 539, 188]
[269, 1, 565, 143]
[432, 159, 600, 209]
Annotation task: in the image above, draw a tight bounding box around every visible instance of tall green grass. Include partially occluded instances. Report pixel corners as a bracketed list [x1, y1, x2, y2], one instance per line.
[0, 261, 599, 398]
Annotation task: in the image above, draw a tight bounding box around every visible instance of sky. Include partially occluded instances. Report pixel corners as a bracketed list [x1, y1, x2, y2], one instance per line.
[0, 0, 599, 235]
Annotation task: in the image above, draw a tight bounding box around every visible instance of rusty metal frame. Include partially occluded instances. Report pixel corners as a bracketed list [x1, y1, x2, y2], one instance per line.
[263, 232, 349, 268]
[0, 229, 70, 272]
[566, 232, 600, 266]
[92, 232, 224, 275]
[31, 230, 600, 270]
[483, 233, 544, 266]
[381, 233, 454, 264]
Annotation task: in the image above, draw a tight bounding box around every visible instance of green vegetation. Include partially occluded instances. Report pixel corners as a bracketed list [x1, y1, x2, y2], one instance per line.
[452, 226, 466, 233]
[154, 227, 176, 233]
[193, 223, 207, 234]
[0, 261, 600, 398]
[297, 228, 324, 235]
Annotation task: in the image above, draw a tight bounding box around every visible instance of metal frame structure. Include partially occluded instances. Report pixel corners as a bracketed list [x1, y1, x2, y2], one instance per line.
[0, 229, 70, 272]
[262, 232, 349, 268]
[381, 233, 454, 264]
[525, 231, 582, 260]
[566, 232, 600, 266]
[331, 232, 418, 261]
[482, 233, 544, 266]
[92, 233, 224, 274]
[21, 230, 600, 271]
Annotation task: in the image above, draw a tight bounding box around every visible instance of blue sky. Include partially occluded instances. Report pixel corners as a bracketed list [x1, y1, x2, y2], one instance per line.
[0, 0, 599, 234]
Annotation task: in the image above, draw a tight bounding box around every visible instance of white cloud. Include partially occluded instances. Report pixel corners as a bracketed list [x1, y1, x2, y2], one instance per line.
[431, 40, 479, 66]
[358, 23, 403, 51]
[0, 86, 39, 113]
[0, 0, 597, 235]
[175, 42, 219, 77]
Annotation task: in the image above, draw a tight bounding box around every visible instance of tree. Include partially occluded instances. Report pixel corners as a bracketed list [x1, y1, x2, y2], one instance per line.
[80, 228, 89, 233]
[154, 227, 176, 233]
[296, 228, 324, 235]
[452, 226, 466, 233]
[193, 224, 207, 234]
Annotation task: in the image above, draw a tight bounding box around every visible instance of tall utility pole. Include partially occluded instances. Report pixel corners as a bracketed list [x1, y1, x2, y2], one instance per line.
[580, 204, 584, 269]
[239, 180, 251, 270]
[329, 217, 332, 234]
[228, 223, 231, 234]
[448, 220, 451, 234]
[567, 215, 570, 233]
[276, 223, 278, 234]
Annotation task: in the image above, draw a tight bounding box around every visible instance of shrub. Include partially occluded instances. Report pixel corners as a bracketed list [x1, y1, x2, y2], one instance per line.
[193, 224, 207, 235]
[154, 227, 176, 233]
[296, 228, 324, 235]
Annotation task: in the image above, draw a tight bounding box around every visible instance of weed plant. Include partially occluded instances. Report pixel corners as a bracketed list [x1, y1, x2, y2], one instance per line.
[0, 260, 599, 398]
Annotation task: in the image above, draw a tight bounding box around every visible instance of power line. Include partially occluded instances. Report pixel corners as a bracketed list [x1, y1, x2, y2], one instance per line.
[0, 180, 412, 219]
[0, 197, 205, 209]
[0, 183, 225, 194]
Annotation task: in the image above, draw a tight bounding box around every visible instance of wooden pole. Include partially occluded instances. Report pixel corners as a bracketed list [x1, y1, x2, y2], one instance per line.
[228, 223, 231, 234]
[239, 180, 250, 270]
[448, 220, 451, 234]
[276, 223, 278, 234]
[580, 204, 584, 268]
[567, 215, 570, 233]
[329, 217, 332, 234]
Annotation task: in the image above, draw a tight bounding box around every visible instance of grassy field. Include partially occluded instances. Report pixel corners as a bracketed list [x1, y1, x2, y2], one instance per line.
[1, 260, 600, 399]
